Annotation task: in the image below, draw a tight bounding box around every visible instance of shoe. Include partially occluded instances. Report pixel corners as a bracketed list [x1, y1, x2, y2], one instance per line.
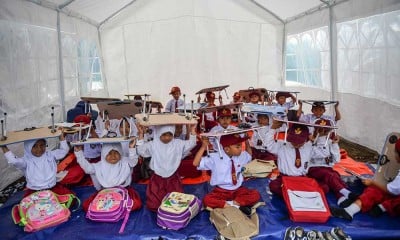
[294, 226, 307, 240]
[306, 230, 318, 240]
[330, 207, 353, 221]
[284, 227, 296, 240]
[321, 232, 335, 240]
[368, 205, 383, 217]
[330, 227, 352, 240]
[338, 193, 359, 208]
[239, 206, 252, 216]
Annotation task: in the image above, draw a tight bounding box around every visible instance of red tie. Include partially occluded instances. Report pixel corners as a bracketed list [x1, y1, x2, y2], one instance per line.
[231, 159, 237, 185]
[175, 100, 178, 113]
[295, 148, 301, 168]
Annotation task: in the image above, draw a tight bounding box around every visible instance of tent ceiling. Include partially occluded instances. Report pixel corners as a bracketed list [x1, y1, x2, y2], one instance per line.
[42, 0, 326, 26]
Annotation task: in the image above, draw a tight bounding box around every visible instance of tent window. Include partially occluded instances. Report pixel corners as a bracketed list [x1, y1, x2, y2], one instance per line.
[337, 10, 400, 105]
[77, 40, 104, 94]
[285, 26, 330, 89]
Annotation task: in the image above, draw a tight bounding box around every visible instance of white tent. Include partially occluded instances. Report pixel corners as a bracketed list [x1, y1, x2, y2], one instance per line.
[0, 0, 399, 190]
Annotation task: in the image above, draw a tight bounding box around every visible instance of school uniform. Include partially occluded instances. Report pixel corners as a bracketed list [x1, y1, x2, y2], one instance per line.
[165, 99, 184, 113]
[265, 129, 330, 197]
[250, 123, 276, 160]
[136, 125, 197, 211]
[306, 136, 346, 198]
[75, 143, 142, 212]
[209, 124, 238, 151]
[272, 101, 294, 111]
[4, 139, 73, 197]
[197, 151, 260, 208]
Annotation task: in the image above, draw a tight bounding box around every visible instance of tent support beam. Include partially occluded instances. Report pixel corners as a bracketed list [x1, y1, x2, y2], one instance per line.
[59, 0, 76, 10]
[286, 0, 348, 23]
[248, 0, 284, 24]
[99, 0, 138, 28]
[24, 0, 99, 27]
[56, 10, 66, 121]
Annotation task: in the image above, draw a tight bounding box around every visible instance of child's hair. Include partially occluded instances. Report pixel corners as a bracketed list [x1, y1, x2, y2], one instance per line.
[311, 102, 325, 111]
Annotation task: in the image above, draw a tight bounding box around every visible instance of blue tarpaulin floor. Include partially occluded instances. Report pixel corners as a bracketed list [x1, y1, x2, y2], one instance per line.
[1, 177, 400, 240]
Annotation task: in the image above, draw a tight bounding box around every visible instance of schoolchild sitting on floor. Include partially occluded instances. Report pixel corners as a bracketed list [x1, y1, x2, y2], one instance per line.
[272, 91, 296, 111]
[307, 118, 358, 207]
[209, 108, 238, 151]
[245, 91, 262, 123]
[74, 141, 142, 212]
[1, 132, 74, 197]
[193, 134, 260, 209]
[116, 116, 138, 157]
[265, 120, 331, 197]
[165, 86, 184, 113]
[297, 100, 341, 124]
[249, 114, 276, 161]
[331, 138, 400, 220]
[136, 124, 197, 211]
[73, 114, 102, 163]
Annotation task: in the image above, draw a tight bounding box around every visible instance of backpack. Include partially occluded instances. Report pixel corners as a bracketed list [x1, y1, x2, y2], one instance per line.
[11, 190, 78, 232]
[86, 187, 133, 233]
[209, 202, 265, 240]
[157, 192, 201, 230]
[242, 159, 277, 178]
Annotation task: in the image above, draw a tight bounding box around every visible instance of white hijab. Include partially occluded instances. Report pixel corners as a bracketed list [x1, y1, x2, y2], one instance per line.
[24, 139, 56, 189]
[116, 117, 138, 137]
[93, 143, 132, 188]
[150, 125, 182, 178]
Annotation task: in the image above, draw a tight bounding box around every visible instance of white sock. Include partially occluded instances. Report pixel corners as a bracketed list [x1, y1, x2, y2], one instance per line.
[378, 204, 386, 212]
[339, 188, 351, 198]
[345, 203, 361, 217]
[226, 200, 234, 206]
[337, 196, 346, 205]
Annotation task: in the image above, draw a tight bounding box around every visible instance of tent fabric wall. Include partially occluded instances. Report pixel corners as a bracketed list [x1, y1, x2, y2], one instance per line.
[284, 0, 400, 151]
[100, 0, 283, 104]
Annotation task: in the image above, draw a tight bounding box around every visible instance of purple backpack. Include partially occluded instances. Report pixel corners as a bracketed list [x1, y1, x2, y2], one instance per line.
[86, 187, 133, 233]
[157, 192, 201, 230]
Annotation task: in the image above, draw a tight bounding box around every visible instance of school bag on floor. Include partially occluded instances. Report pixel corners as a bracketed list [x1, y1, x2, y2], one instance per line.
[282, 176, 331, 223]
[86, 187, 133, 233]
[209, 202, 264, 240]
[11, 190, 78, 232]
[157, 192, 201, 230]
[242, 159, 277, 178]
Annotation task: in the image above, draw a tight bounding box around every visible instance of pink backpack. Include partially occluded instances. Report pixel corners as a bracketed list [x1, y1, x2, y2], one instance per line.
[11, 190, 78, 232]
[86, 187, 133, 233]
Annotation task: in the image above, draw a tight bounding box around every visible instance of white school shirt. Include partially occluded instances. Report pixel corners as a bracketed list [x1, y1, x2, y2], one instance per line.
[265, 129, 330, 176]
[4, 140, 69, 190]
[209, 124, 238, 151]
[387, 171, 400, 195]
[136, 129, 196, 178]
[307, 136, 340, 170]
[75, 143, 138, 190]
[299, 113, 335, 134]
[272, 102, 294, 111]
[197, 151, 251, 190]
[165, 98, 184, 113]
[250, 123, 271, 150]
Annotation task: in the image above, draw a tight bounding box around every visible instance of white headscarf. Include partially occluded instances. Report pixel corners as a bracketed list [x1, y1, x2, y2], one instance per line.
[116, 116, 138, 137]
[93, 143, 132, 188]
[23, 139, 57, 190]
[150, 125, 184, 178]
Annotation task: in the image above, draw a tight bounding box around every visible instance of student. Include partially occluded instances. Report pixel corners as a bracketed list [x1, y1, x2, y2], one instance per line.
[265, 121, 330, 197]
[272, 91, 296, 111]
[136, 124, 197, 211]
[297, 101, 341, 123]
[231, 92, 242, 104]
[245, 91, 261, 123]
[116, 116, 138, 156]
[250, 114, 276, 161]
[165, 86, 184, 113]
[1, 133, 73, 197]
[74, 141, 141, 212]
[209, 108, 238, 151]
[73, 114, 102, 163]
[198, 92, 218, 132]
[307, 118, 358, 207]
[193, 133, 260, 209]
[331, 138, 400, 220]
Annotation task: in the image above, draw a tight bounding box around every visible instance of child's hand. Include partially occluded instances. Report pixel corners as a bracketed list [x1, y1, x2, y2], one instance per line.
[335, 101, 340, 108]
[1, 146, 9, 153]
[59, 127, 65, 140]
[298, 100, 302, 105]
[332, 135, 340, 143]
[271, 119, 283, 129]
[362, 178, 374, 186]
[104, 120, 110, 130]
[129, 137, 136, 148]
[74, 145, 83, 152]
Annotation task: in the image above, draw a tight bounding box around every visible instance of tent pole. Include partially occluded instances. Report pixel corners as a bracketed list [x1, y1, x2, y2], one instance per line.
[57, 10, 66, 121]
[248, 0, 284, 24]
[328, 2, 337, 102]
[97, 27, 109, 97]
[281, 24, 287, 86]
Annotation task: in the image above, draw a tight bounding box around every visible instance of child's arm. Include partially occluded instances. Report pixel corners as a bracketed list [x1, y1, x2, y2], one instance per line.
[2, 146, 27, 170]
[290, 93, 297, 104]
[127, 137, 139, 167]
[51, 131, 70, 160]
[264, 120, 282, 155]
[73, 145, 95, 174]
[136, 125, 152, 157]
[296, 100, 303, 118]
[182, 124, 198, 152]
[244, 139, 252, 156]
[334, 101, 341, 121]
[193, 137, 208, 167]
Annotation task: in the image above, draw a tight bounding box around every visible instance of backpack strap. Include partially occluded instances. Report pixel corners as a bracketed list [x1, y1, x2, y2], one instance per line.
[57, 193, 81, 212]
[118, 191, 134, 234]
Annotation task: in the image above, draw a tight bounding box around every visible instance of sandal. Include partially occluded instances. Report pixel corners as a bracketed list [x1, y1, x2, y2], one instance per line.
[330, 227, 352, 240]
